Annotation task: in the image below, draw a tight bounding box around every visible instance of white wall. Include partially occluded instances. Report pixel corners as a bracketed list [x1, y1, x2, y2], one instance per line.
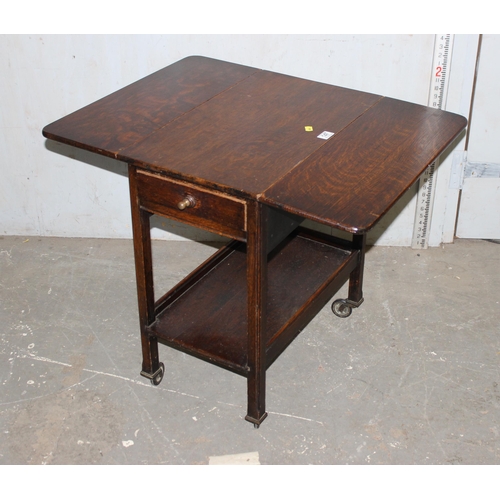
[455, 35, 500, 239]
[466, 35, 500, 164]
[0, 34, 470, 244]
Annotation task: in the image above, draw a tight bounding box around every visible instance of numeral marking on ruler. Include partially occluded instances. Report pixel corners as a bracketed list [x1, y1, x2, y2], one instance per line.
[411, 34, 454, 249]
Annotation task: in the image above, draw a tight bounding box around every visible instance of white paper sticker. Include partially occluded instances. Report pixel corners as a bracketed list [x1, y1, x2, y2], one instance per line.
[317, 131, 334, 140]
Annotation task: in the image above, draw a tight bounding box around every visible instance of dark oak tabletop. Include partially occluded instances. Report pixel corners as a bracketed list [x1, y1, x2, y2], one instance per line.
[43, 55, 467, 234]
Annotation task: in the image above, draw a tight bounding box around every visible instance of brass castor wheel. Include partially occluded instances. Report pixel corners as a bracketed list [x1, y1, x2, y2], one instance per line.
[331, 299, 353, 318]
[151, 362, 165, 386]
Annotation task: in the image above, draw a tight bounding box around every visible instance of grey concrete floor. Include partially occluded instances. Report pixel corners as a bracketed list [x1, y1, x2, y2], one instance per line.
[1, 234, 499, 465]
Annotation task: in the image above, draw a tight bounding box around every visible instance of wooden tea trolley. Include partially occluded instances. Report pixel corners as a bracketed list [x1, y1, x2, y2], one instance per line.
[43, 56, 467, 426]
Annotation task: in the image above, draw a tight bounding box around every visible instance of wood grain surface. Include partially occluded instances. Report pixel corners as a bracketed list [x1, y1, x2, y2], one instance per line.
[262, 97, 467, 233]
[120, 70, 381, 196]
[42, 56, 257, 157]
[43, 56, 467, 233]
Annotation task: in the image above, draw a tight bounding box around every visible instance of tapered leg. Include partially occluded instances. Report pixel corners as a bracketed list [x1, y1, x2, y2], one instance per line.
[128, 165, 163, 384]
[245, 201, 268, 427]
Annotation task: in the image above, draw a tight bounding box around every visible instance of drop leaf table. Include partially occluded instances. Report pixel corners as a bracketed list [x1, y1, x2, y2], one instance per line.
[43, 56, 467, 426]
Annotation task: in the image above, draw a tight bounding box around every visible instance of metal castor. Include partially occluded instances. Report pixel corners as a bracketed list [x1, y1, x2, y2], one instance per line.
[151, 362, 165, 386]
[331, 299, 353, 318]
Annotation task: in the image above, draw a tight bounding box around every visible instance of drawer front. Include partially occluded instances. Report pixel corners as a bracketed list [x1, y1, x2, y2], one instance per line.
[135, 170, 246, 240]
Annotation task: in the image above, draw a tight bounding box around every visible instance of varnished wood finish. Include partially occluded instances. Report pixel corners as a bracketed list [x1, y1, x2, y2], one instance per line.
[119, 71, 381, 196]
[348, 233, 366, 304]
[42, 56, 468, 425]
[262, 98, 467, 233]
[42, 57, 257, 159]
[43, 56, 467, 234]
[135, 169, 247, 240]
[153, 240, 240, 319]
[128, 166, 159, 377]
[245, 201, 268, 425]
[146, 228, 359, 373]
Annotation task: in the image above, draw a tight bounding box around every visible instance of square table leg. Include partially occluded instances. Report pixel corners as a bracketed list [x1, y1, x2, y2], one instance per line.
[129, 165, 163, 385]
[348, 233, 366, 305]
[331, 232, 366, 318]
[245, 201, 269, 427]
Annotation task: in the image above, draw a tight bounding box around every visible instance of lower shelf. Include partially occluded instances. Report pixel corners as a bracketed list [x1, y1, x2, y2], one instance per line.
[146, 228, 359, 376]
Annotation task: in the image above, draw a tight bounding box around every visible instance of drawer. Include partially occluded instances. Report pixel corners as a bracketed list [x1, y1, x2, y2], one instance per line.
[135, 169, 247, 240]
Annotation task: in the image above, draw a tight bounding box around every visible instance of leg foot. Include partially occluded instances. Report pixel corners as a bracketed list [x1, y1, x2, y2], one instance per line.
[141, 362, 165, 386]
[245, 412, 268, 428]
